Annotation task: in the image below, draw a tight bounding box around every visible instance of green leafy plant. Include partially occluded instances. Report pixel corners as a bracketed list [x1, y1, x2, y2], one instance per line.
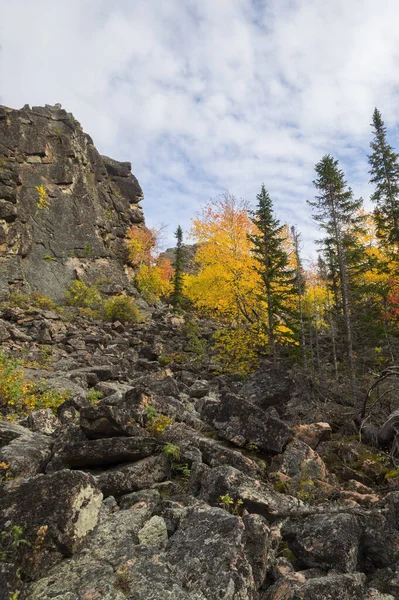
[173, 462, 191, 480]
[0, 352, 70, 416]
[163, 443, 180, 461]
[65, 280, 102, 309]
[103, 294, 140, 324]
[87, 390, 103, 405]
[145, 404, 157, 421]
[219, 493, 244, 515]
[0, 525, 30, 562]
[84, 242, 92, 257]
[147, 414, 174, 435]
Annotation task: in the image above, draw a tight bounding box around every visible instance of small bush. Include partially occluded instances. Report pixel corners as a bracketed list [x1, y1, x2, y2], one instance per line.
[163, 443, 180, 461]
[30, 292, 58, 311]
[87, 390, 103, 405]
[35, 185, 49, 211]
[219, 493, 243, 514]
[103, 294, 140, 324]
[65, 280, 102, 309]
[0, 353, 70, 416]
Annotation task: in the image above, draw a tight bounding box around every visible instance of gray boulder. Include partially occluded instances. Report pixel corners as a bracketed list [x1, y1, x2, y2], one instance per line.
[282, 513, 362, 572]
[200, 393, 292, 453]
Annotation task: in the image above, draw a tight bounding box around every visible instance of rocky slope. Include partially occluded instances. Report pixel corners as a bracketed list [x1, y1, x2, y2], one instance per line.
[0, 303, 398, 600]
[0, 103, 144, 301]
[0, 106, 398, 600]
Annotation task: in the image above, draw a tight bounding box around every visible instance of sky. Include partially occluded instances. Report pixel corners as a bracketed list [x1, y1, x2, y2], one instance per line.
[2, 0, 399, 260]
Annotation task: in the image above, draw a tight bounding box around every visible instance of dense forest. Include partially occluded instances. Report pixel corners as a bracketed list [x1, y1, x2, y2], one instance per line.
[129, 108, 399, 402]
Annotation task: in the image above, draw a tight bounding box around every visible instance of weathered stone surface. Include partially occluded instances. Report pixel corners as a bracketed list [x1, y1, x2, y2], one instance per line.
[97, 454, 169, 497]
[0, 104, 145, 301]
[138, 515, 168, 549]
[263, 572, 367, 600]
[161, 422, 262, 477]
[47, 432, 158, 471]
[195, 464, 300, 520]
[0, 431, 52, 477]
[0, 420, 32, 447]
[189, 379, 211, 399]
[240, 364, 294, 409]
[0, 469, 102, 578]
[294, 422, 332, 449]
[80, 402, 139, 438]
[167, 506, 268, 598]
[200, 393, 292, 453]
[282, 513, 362, 572]
[23, 408, 60, 435]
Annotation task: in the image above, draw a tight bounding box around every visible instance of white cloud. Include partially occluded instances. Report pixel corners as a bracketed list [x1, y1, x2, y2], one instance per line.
[2, 0, 399, 256]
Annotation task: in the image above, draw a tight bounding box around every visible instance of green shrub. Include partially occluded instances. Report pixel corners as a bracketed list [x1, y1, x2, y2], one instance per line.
[0, 353, 70, 416]
[8, 291, 58, 312]
[163, 443, 180, 461]
[87, 390, 103, 405]
[103, 294, 140, 324]
[65, 280, 102, 309]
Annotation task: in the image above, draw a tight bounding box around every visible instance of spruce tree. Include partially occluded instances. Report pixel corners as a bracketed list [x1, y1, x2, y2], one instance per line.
[368, 108, 399, 251]
[249, 185, 296, 363]
[308, 155, 364, 392]
[172, 225, 184, 307]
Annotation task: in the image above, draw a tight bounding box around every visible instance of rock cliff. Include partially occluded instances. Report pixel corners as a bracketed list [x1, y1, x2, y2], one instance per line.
[0, 103, 144, 301]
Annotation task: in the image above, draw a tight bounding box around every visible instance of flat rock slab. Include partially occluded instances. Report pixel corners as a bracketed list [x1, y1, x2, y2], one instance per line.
[97, 454, 169, 497]
[47, 434, 159, 471]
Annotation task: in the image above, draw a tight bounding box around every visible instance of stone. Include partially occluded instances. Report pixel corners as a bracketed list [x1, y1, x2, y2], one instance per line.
[161, 422, 262, 477]
[263, 572, 367, 600]
[138, 515, 168, 549]
[240, 364, 294, 409]
[23, 408, 60, 434]
[196, 464, 300, 521]
[200, 393, 292, 453]
[0, 421, 32, 447]
[167, 506, 269, 598]
[47, 432, 158, 471]
[0, 431, 52, 477]
[97, 454, 169, 497]
[188, 379, 211, 399]
[282, 513, 362, 572]
[294, 422, 332, 449]
[0, 469, 102, 579]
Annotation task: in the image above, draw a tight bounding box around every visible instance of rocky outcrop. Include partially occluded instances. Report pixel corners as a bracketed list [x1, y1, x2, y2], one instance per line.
[0, 103, 144, 301]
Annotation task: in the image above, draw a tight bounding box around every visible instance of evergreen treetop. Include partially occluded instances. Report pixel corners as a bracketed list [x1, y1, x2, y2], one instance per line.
[368, 107, 399, 248]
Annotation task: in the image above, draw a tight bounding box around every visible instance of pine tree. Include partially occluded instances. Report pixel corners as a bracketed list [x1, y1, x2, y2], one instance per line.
[172, 225, 184, 307]
[308, 155, 364, 392]
[368, 108, 399, 252]
[249, 184, 296, 363]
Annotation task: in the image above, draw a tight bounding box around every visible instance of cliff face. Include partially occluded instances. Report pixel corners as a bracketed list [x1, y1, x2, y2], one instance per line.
[0, 104, 144, 301]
